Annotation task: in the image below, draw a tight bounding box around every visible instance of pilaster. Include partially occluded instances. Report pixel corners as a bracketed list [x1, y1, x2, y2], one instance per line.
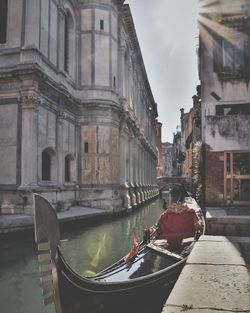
[20, 95, 40, 187]
[57, 111, 65, 185]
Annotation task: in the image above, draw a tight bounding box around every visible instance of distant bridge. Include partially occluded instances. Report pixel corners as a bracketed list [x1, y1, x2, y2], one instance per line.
[157, 176, 192, 191]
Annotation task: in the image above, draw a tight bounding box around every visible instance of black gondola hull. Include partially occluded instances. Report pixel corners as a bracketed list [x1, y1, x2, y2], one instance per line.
[57, 249, 186, 313]
[33, 186, 205, 313]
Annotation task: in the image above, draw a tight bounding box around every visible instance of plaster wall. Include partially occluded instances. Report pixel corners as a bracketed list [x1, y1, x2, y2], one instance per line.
[205, 115, 250, 151]
[49, 1, 58, 66]
[200, 29, 250, 111]
[81, 33, 92, 86]
[38, 106, 57, 150]
[111, 12, 118, 39]
[62, 120, 76, 156]
[40, 0, 49, 58]
[111, 38, 118, 89]
[95, 33, 110, 86]
[200, 9, 250, 151]
[81, 9, 92, 31]
[24, 0, 40, 48]
[95, 9, 110, 33]
[8, 0, 23, 48]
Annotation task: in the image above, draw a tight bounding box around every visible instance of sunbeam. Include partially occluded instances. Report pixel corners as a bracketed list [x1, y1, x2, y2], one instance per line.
[199, 13, 247, 43]
[198, 0, 247, 71]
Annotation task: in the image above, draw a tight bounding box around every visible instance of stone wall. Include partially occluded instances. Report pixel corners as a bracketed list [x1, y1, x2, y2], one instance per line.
[0, 103, 18, 185]
[0, 0, 159, 214]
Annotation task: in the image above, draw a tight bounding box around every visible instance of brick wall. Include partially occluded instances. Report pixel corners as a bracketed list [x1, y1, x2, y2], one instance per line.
[205, 151, 224, 205]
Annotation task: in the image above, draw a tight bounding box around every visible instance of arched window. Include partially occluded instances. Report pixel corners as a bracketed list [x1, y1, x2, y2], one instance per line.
[41, 148, 56, 182]
[42, 150, 51, 181]
[64, 154, 75, 183]
[0, 0, 8, 44]
[65, 155, 71, 182]
[64, 10, 74, 76]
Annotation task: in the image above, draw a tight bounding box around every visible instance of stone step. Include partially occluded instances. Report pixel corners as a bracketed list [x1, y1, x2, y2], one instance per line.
[206, 207, 250, 236]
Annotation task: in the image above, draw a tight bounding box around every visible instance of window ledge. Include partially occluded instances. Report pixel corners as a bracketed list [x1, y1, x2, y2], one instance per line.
[63, 182, 76, 187]
[38, 181, 57, 187]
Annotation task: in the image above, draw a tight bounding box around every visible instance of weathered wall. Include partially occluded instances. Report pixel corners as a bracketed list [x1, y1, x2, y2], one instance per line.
[199, 1, 250, 207]
[199, 1, 250, 145]
[205, 115, 250, 151]
[81, 125, 119, 185]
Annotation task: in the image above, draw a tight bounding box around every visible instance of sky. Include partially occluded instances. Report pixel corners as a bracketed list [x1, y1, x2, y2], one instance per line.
[125, 0, 200, 142]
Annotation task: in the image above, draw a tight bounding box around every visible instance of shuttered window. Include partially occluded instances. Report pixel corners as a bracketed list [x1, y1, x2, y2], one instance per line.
[0, 0, 8, 44]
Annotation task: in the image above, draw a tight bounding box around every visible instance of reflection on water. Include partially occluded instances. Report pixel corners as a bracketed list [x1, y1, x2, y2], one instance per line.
[0, 239, 53, 313]
[63, 200, 165, 275]
[0, 199, 164, 313]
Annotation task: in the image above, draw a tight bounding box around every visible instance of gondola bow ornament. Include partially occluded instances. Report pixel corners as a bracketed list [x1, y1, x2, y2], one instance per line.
[123, 237, 139, 263]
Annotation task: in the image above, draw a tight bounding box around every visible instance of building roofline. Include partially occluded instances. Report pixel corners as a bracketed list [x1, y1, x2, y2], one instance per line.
[121, 4, 158, 117]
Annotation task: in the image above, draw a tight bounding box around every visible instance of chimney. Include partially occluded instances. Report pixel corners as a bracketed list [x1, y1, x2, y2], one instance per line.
[180, 108, 184, 119]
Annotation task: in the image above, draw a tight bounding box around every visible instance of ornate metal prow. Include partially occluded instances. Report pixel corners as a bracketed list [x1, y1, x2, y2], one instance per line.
[33, 194, 62, 313]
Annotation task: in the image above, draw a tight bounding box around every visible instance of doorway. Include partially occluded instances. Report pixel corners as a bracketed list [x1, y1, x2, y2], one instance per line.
[224, 151, 250, 204]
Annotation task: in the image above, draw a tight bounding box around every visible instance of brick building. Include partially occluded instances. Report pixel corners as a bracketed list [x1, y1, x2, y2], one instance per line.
[180, 90, 202, 180]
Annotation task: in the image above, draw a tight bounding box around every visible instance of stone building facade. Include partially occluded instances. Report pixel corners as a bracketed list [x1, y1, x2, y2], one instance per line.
[162, 142, 173, 177]
[180, 91, 201, 180]
[172, 131, 184, 177]
[199, 0, 250, 206]
[180, 108, 193, 179]
[0, 0, 158, 214]
[156, 121, 163, 177]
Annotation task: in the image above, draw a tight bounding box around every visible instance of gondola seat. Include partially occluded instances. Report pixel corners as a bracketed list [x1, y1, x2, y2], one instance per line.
[157, 205, 197, 246]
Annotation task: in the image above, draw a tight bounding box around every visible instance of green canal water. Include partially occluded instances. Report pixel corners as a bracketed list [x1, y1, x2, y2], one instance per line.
[0, 199, 165, 313]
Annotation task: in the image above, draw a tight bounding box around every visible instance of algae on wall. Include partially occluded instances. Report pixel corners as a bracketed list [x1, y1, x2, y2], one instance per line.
[192, 141, 205, 207]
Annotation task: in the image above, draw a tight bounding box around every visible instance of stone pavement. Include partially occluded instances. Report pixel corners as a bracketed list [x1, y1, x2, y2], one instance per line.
[0, 206, 112, 234]
[162, 235, 250, 313]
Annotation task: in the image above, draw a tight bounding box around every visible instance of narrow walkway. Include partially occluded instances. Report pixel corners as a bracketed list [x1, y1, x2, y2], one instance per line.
[162, 235, 250, 313]
[0, 206, 112, 234]
[206, 207, 250, 236]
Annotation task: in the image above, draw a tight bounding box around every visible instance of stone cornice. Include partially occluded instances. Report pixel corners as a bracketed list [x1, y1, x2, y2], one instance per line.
[114, 0, 125, 7]
[121, 108, 157, 159]
[121, 4, 158, 118]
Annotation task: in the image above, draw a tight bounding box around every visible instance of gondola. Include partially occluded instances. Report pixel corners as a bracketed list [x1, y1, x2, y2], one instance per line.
[34, 186, 205, 313]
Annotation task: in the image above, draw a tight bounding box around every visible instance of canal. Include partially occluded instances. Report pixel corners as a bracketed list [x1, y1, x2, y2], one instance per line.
[0, 198, 165, 313]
